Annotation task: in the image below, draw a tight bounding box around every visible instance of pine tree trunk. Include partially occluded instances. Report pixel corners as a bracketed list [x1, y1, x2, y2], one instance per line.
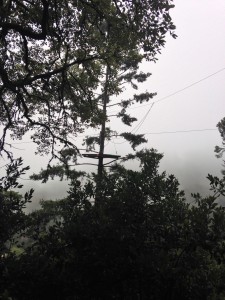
[96, 65, 110, 203]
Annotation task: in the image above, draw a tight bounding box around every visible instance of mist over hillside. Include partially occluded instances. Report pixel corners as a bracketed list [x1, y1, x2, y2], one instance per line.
[19, 144, 225, 213]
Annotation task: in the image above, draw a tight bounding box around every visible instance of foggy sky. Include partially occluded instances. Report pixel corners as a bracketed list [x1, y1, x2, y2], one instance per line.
[1, 0, 225, 211]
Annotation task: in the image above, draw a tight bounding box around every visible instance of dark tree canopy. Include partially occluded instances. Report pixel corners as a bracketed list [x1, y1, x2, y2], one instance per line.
[2, 149, 225, 300]
[0, 0, 176, 158]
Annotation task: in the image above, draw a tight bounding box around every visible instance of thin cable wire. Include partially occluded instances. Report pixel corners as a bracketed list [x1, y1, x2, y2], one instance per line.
[112, 136, 118, 155]
[8, 141, 33, 144]
[0, 163, 9, 169]
[7, 127, 218, 147]
[143, 128, 217, 135]
[155, 67, 225, 104]
[113, 128, 217, 145]
[131, 102, 154, 133]
[108, 66, 225, 114]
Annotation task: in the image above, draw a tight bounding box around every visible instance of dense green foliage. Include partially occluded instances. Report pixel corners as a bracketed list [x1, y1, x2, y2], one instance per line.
[1, 149, 225, 299]
[0, 159, 33, 299]
[0, 0, 176, 158]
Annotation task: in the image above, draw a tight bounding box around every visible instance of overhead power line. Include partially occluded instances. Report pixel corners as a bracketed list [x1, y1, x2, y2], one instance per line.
[8, 128, 217, 146]
[113, 128, 217, 145]
[108, 66, 225, 113]
[131, 102, 155, 133]
[143, 128, 217, 135]
[154, 67, 225, 105]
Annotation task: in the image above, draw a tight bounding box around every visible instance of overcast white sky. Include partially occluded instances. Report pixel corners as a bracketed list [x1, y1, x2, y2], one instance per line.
[3, 0, 225, 209]
[113, 0, 225, 198]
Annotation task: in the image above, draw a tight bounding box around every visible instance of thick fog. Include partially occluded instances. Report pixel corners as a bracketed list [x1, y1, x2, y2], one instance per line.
[1, 0, 225, 211]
